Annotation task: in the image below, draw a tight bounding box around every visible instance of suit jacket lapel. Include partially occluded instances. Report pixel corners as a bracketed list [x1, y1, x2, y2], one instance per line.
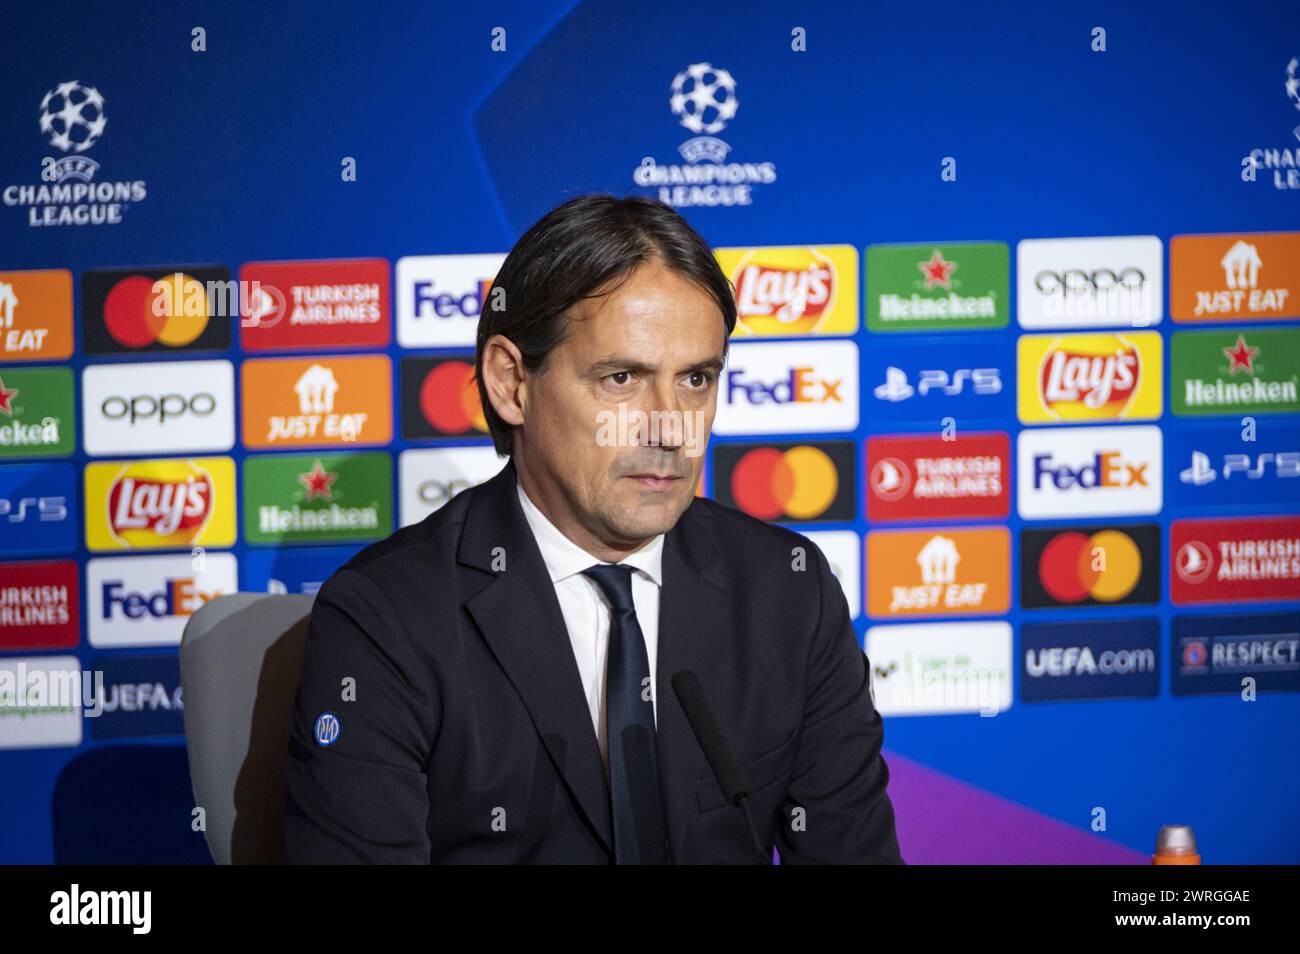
[656, 498, 736, 864]
[459, 459, 614, 855]
[458, 459, 734, 863]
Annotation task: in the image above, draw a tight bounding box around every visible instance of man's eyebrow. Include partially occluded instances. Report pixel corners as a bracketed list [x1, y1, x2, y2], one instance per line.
[587, 354, 726, 375]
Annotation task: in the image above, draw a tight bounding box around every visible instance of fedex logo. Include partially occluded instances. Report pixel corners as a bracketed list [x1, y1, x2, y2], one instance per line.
[725, 366, 843, 405]
[411, 282, 483, 320]
[101, 577, 221, 620]
[87, 553, 238, 648]
[1033, 451, 1149, 490]
[1018, 425, 1162, 518]
[396, 254, 506, 349]
[713, 340, 859, 435]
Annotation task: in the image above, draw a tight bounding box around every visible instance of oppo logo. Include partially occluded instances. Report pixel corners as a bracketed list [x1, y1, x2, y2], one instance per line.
[100, 391, 218, 425]
[417, 478, 476, 506]
[1034, 268, 1146, 295]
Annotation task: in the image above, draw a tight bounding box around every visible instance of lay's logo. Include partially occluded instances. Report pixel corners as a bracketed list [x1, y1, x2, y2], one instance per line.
[84, 457, 237, 551]
[1018, 331, 1162, 423]
[715, 246, 858, 336]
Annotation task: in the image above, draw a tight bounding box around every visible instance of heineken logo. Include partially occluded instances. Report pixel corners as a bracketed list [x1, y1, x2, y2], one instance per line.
[242, 451, 392, 544]
[1172, 327, 1300, 416]
[866, 242, 1009, 332]
[0, 368, 75, 459]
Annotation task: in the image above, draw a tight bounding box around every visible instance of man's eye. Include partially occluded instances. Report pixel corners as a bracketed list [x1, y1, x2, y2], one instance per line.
[606, 371, 633, 385]
[687, 371, 713, 388]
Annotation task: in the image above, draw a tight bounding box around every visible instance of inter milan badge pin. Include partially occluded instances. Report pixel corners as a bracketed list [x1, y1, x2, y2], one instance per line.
[314, 711, 341, 747]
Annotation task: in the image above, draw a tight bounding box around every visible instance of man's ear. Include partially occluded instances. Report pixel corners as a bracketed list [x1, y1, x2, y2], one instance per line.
[481, 334, 527, 427]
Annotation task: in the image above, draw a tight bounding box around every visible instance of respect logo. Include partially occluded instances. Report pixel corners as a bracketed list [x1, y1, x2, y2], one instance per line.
[1017, 331, 1162, 423]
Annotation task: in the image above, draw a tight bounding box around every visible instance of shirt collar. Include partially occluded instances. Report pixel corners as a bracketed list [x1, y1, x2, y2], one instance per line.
[516, 480, 664, 587]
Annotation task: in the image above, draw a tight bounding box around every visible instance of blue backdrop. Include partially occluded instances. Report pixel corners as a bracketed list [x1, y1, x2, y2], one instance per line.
[1, 0, 1297, 864]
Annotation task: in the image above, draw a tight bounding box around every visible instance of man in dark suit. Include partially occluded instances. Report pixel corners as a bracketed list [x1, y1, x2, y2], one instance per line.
[284, 194, 902, 864]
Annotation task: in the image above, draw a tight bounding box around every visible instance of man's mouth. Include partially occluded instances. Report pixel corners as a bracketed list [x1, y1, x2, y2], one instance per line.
[626, 474, 681, 491]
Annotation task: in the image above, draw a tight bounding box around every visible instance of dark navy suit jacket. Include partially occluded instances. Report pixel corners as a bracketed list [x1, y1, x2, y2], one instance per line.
[284, 456, 902, 864]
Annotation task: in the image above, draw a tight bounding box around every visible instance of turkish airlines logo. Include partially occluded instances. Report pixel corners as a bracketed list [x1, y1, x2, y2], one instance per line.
[865, 433, 1009, 522]
[1170, 516, 1300, 605]
[239, 258, 390, 351]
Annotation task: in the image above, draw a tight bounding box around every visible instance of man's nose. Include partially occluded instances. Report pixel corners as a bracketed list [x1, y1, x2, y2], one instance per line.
[636, 378, 685, 448]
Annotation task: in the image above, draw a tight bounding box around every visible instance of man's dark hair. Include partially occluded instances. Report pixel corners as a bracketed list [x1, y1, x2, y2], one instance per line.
[474, 193, 737, 456]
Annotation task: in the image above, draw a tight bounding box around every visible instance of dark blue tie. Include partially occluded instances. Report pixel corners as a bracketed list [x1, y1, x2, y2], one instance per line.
[581, 563, 669, 864]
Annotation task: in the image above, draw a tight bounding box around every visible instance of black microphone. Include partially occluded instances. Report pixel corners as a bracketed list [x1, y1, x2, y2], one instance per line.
[671, 670, 772, 865]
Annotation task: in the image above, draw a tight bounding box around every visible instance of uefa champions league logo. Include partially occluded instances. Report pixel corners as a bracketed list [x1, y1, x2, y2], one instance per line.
[1241, 56, 1300, 190]
[633, 61, 777, 208]
[1287, 56, 1300, 136]
[39, 80, 107, 154]
[0, 78, 148, 225]
[669, 62, 738, 136]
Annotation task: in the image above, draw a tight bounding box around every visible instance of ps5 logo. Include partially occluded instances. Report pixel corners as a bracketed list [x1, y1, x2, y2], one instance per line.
[873, 366, 1002, 402]
[1179, 450, 1300, 485]
[0, 495, 68, 522]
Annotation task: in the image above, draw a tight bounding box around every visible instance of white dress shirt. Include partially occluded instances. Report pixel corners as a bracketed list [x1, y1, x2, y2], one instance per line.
[515, 481, 663, 774]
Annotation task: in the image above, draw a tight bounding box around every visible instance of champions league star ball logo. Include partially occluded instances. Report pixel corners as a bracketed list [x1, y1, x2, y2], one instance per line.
[1288, 56, 1300, 129]
[1242, 56, 1300, 190]
[633, 61, 777, 208]
[1, 79, 148, 226]
[670, 62, 738, 135]
[38, 80, 107, 154]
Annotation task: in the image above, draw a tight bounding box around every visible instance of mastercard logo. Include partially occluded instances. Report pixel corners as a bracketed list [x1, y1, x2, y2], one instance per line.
[103, 273, 212, 348]
[1038, 529, 1142, 603]
[729, 445, 840, 520]
[419, 360, 488, 434]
